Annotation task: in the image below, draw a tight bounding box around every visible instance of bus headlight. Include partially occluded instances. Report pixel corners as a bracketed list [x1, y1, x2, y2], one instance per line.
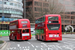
[56, 35, 59, 37]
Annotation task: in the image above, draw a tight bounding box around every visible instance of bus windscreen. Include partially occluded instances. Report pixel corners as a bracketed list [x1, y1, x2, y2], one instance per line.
[48, 17, 58, 20]
[47, 24, 60, 30]
[21, 21, 28, 23]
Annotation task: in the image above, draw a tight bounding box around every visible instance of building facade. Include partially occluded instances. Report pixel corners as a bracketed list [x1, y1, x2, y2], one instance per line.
[23, 0, 75, 32]
[0, 0, 23, 36]
[58, 0, 75, 32]
[23, 0, 49, 22]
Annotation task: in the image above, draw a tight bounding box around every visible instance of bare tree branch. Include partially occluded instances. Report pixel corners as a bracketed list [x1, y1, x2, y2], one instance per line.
[49, 0, 65, 14]
[27, 7, 35, 23]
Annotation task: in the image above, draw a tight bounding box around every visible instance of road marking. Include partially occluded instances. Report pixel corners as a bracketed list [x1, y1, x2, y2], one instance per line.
[17, 44, 20, 47]
[48, 47, 53, 50]
[41, 43, 48, 47]
[13, 47, 16, 49]
[41, 45, 43, 47]
[41, 48, 43, 50]
[36, 46, 38, 48]
[23, 47, 24, 48]
[27, 42, 31, 44]
[35, 48, 37, 50]
[31, 44, 34, 47]
[27, 42, 34, 48]
[55, 45, 62, 49]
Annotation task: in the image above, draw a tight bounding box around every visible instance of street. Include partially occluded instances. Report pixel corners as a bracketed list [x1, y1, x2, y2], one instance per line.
[0, 35, 75, 50]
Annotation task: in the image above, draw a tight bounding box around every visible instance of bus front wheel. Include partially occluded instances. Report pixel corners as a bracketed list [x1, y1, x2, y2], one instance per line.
[15, 36, 17, 41]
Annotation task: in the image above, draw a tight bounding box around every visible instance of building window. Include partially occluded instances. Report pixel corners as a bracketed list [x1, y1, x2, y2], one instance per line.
[10, 3, 13, 5]
[34, 1, 42, 6]
[4, 2, 7, 4]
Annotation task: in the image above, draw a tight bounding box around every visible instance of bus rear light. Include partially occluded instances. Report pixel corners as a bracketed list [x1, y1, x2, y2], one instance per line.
[46, 29, 47, 31]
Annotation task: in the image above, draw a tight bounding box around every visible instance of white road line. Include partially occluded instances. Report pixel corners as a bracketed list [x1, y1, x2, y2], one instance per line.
[27, 42, 34, 48]
[27, 42, 31, 44]
[22, 47, 24, 48]
[56, 45, 62, 50]
[48, 47, 53, 50]
[31, 44, 34, 47]
[25, 47, 26, 48]
[41, 48, 43, 50]
[17, 44, 20, 47]
[41, 43, 48, 47]
[62, 45, 73, 50]
[36, 46, 38, 48]
[41, 45, 43, 47]
[35, 48, 37, 50]
[13, 47, 16, 49]
[63, 42, 75, 50]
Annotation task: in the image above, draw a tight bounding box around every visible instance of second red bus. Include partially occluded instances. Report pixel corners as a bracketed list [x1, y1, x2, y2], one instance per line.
[35, 14, 62, 41]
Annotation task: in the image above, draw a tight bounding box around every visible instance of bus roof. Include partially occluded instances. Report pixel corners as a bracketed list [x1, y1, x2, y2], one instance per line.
[10, 19, 29, 23]
[35, 14, 60, 20]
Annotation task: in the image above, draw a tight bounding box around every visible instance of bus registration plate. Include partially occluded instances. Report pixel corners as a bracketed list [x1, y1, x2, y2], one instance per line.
[52, 39, 56, 40]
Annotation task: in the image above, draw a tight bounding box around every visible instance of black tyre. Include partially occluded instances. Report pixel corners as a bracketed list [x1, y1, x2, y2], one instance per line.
[15, 36, 17, 41]
[9, 36, 12, 41]
[42, 36, 45, 42]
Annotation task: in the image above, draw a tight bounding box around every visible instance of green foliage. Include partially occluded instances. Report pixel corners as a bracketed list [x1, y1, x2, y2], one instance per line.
[0, 40, 4, 44]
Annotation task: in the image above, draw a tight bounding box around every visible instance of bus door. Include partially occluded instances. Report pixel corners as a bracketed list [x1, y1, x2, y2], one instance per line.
[17, 29, 22, 39]
[22, 29, 30, 40]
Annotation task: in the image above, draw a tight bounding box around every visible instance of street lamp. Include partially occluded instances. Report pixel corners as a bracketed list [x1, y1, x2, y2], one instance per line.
[24, 0, 26, 18]
[2, 0, 4, 21]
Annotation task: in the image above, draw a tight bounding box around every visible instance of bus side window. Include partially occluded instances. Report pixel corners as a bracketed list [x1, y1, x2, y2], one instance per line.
[23, 30, 25, 33]
[26, 29, 29, 33]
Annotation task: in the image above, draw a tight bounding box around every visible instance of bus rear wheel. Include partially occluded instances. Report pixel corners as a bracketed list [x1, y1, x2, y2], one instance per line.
[42, 36, 45, 41]
[36, 35, 39, 40]
[15, 36, 17, 41]
[9, 36, 12, 41]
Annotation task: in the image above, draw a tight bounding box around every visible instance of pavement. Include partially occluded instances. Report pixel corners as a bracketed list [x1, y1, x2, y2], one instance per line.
[0, 41, 7, 50]
[0, 34, 75, 50]
[62, 34, 75, 39]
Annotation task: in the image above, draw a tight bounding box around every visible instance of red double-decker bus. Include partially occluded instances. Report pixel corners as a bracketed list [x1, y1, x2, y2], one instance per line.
[35, 14, 62, 41]
[9, 19, 31, 41]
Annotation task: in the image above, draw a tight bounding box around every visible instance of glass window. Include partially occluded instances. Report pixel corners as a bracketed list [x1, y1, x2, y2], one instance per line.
[4, 2, 6, 4]
[47, 24, 60, 30]
[21, 21, 28, 23]
[10, 3, 13, 5]
[48, 17, 58, 20]
[35, 16, 45, 23]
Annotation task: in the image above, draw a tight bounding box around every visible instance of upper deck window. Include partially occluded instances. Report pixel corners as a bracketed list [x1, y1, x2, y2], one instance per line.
[48, 17, 58, 20]
[21, 21, 28, 23]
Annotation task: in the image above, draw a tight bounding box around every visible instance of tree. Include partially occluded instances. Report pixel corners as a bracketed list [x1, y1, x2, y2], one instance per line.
[49, 0, 65, 14]
[26, 7, 35, 23]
